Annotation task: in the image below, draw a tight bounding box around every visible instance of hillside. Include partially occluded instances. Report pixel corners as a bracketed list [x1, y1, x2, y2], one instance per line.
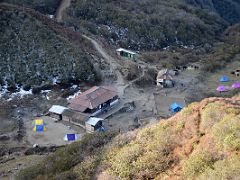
[0, 0, 61, 14]
[0, 4, 99, 90]
[17, 95, 240, 179]
[63, 0, 227, 51]
[186, 0, 240, 24]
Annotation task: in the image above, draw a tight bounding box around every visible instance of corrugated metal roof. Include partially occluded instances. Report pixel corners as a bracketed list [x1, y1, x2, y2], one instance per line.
[68, 86, 118, 112]
[116, 48, 136, 55]
[86, 117, 103, 126]
[49, 105, 68, 114]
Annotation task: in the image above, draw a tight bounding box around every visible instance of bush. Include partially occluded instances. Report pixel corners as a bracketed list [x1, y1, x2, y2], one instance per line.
[197, 154, 240, 180]
[182, 153, 214, 179]
[212, 113, 240, 151]
[105, 121, 177, 179]
[200, 102, 226, 131]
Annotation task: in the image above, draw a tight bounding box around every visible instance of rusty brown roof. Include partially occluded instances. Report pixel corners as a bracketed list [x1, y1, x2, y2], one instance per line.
[68, 86, 118, 112]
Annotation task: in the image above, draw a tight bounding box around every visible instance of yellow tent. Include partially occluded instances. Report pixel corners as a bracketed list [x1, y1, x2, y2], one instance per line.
[33, 119, 44, 126]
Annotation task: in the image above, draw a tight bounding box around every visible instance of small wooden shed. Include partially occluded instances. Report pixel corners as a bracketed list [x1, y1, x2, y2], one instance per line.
[49, 105, 68, 121]
[85, 117, 103, 133]
[62, 109, 90, 128]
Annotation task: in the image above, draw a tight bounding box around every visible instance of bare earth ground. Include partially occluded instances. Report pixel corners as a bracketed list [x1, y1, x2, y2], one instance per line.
[55, 0, 71, 22]
[26, 116, 85, 146]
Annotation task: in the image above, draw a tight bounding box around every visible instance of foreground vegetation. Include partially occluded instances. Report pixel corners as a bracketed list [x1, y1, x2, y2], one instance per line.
[17, 95, 240, 179]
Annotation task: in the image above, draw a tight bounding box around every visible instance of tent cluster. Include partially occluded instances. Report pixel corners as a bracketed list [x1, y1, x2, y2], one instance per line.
[33, 119, 46, 132]
[216, 75, 240, 92]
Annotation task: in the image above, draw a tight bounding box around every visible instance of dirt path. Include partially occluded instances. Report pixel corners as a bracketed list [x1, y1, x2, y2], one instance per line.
[56, 0, 71, 22]
[82, 35, 151, 99]
[82, 35, 128, 96]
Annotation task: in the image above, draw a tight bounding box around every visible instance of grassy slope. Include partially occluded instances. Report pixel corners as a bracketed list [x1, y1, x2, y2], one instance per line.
[0, 4, 99, 88]
[63, 0, 227, 50]
[17, 95, 240, 179]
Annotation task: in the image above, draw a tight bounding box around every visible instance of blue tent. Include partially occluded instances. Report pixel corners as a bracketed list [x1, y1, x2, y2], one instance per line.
[64, 134, 80, 141]
[170, 103, 183, 113]
[220, 76, 229, 82]
[33, 125, 46, 132]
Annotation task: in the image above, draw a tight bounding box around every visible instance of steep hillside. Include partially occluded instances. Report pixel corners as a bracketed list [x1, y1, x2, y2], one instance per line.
[186, 0, 240, 24]
[17, 95, 240, 179]
[0, 4, 99, 90]
[0, 0, 61, 14]
[63, 0, 227, 50]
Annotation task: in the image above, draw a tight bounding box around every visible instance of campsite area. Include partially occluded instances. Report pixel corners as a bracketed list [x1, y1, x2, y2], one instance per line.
[0, 47, 239, 180]
[1, 58, 239, 147]
[26, 116, 84, 146]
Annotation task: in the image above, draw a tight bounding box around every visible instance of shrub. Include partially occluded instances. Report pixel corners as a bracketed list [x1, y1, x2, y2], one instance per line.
[212, 113, 240, 151]
[105, 121, 176, 179]
[182, 153, 214, 179]
[198, 154, 240, 180]
[73, 156, 100, 180]
[200, 102, 226, 131]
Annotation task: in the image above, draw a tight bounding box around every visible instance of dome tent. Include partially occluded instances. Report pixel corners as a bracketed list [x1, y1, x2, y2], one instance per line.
[219, 75, 229, 82]
[170, 103, 183, 113]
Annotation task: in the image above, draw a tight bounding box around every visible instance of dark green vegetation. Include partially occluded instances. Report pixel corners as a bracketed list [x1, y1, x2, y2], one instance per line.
[142, 24, 240, 72]
[201, 24, 240, 72]
[186, 0, 240, 24]
[1, 0, 61, 14]
[64, 0, 228, 50]
[0, 4, 99, 90]
[17, 96, 240, 179]
[62, 0, 240, 72]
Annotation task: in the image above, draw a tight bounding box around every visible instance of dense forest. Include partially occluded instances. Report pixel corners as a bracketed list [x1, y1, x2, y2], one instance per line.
[63, 0, 232, 50]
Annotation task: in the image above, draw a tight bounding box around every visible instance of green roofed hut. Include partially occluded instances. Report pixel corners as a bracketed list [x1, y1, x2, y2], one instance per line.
[116, 48, 137, 61]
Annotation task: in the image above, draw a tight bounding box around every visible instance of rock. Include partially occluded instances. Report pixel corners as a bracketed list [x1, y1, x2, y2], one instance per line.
[0, 135, 10, 141]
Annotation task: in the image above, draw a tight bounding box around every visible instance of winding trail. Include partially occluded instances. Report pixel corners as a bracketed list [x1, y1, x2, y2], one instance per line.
[56, 0, 71, 22]
[56, 0, 146, 97]
[83, 35, 126, 95]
